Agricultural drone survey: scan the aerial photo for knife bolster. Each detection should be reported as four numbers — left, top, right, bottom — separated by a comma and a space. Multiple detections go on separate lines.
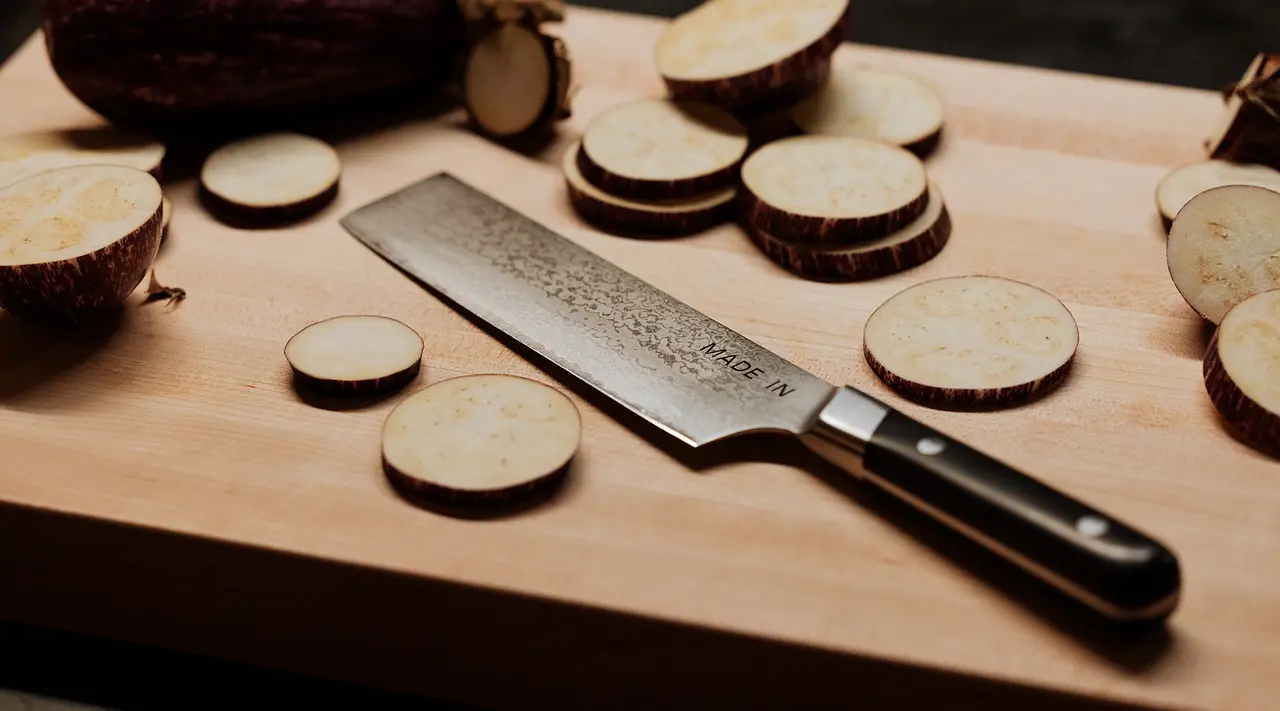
799, 387, 890, 471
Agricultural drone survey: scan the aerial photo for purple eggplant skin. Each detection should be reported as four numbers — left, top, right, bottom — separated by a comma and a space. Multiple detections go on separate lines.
41, 0, 469, 135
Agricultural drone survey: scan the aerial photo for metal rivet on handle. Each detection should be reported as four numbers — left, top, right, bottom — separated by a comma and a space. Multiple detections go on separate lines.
916, 437, 946, 456
1076, 515, 1110, 538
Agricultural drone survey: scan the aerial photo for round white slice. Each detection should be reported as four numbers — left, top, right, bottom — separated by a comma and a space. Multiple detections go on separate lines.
655, 0, 847, 82
1204, 289, 1280, 454
0, 126, 165, 190
790, 66, 945, 154
200, 132, 341, 217
563, 139, 736, 237
741, 135, 929, 244
579, 99, 748, 199
1155, 160, 1280, 229
0, 164, 163, 324
381, 374, 582, 505
285, 315, 424, 397
1167, 184, 1280, 324
863, 276, 1080, 408
464, 23, 560, 138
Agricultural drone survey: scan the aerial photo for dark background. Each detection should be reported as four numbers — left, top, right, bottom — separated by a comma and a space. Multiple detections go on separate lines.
0, 0, 1277, 709
8, 0, 1279, 91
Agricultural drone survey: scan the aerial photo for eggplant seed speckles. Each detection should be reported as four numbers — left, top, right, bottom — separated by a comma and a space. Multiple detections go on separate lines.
26, 217, 86, 252
910, 347, 1017, 379
0, 195, 34, 233
79, 178, 135, 222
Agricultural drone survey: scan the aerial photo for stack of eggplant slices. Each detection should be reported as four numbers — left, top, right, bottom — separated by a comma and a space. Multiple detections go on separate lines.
565, 0, 1095, 418
563, 0, 950, 283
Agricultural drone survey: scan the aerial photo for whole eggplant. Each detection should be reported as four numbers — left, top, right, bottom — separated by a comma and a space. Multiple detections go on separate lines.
41, 0, 470, 134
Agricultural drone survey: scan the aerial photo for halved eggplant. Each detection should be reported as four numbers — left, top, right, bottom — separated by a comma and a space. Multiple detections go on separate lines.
0, 164, 163, 324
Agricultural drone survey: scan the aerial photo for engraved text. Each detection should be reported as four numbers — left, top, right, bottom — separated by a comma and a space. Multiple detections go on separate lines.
699, 342, 792, 395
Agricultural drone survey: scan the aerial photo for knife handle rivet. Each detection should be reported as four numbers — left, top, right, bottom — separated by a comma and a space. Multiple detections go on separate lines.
1076, 515, 1110, 538
916, 437, 946, 456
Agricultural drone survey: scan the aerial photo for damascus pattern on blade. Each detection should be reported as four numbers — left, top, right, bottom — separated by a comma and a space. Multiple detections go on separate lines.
341, 173, 834, 445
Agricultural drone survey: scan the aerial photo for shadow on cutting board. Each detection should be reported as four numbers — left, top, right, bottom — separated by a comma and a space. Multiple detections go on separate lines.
1210, 410, 1280, 461
1188, 318, 1217, 360
161, 85, 466, 172
0, 500, 1174, 711
394, 268, 1179, 676
0, 309, 124, 408
802, 450, 1177, 675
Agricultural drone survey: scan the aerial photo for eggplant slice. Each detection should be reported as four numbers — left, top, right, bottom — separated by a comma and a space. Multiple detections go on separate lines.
863, 276, 1080, 409
0, 126, 165, 189
285, 315, 424, 398
200, 132, 341, 224
1155, 160, 1280, 232
1203, 288, 1280, 456
464, 23, 572, 139
578, 99, 748, 200
655, 0, 849, 109
740, 135, 929, 245
1167, 184, 1280, 325
381, 374, 582, 507
790, 65, 946, 157
747, 181, 951, 281
563, 140, 736, 237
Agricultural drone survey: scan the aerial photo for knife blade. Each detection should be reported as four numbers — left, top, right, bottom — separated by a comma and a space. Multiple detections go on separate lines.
340, 172, 1181, 623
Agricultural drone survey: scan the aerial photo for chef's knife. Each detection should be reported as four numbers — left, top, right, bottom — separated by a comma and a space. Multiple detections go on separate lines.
340, 172, 1181, 623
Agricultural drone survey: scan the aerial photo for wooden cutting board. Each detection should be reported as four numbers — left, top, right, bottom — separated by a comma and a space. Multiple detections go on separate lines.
0, 6, 1276, 710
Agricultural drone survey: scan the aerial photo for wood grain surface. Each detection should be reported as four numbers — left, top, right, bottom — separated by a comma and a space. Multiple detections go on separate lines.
0, 6, 1277, 710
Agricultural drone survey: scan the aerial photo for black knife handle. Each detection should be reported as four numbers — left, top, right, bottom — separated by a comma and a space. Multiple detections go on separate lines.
802, 387, 1181, 622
